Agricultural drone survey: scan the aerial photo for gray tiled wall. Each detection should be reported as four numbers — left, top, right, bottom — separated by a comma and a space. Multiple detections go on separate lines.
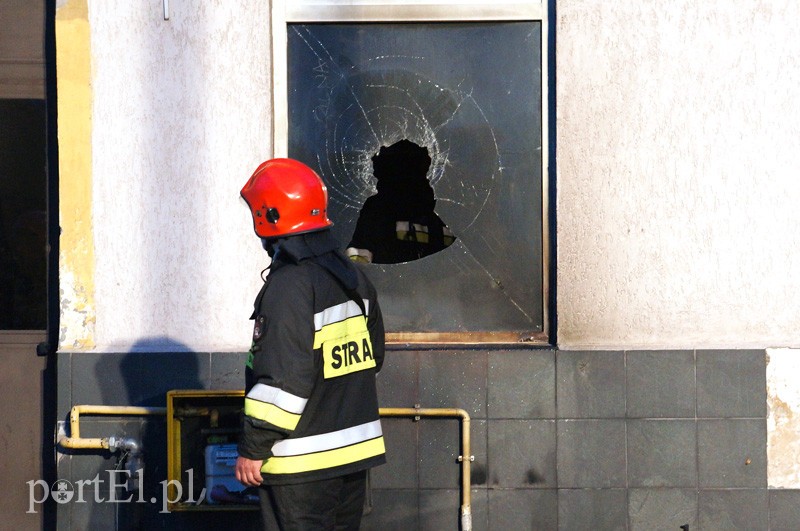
55, 348, 800, 530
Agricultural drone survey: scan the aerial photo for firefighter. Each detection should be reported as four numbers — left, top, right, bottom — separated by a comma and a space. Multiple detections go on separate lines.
236, 158, 386, 530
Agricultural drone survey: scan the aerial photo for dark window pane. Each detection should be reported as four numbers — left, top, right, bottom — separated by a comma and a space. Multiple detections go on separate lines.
288, 23, 543, 335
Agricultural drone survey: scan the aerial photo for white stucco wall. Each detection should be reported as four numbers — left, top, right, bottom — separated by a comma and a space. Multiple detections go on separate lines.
77, 1, 270, 351
767, 348, 800, 487
556, 0, 800, 350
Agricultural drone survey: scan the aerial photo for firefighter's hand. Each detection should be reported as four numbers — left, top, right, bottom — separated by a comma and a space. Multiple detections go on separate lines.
235, 456, 264, 487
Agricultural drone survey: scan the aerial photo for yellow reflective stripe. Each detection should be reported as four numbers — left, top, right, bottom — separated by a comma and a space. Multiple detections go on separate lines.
443, 227, 455, 245
244, 398, 302, 431
345, 246, 373, 263
314, 314, 369, 350
396, 221, 428, 234
397, 231, 430, 243
314, 300, 368, 332
245, 384, 306, 430
261, 437, 385, 475
271, 420, 382, 456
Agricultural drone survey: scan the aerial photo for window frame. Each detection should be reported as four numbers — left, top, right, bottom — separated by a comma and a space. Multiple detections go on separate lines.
271, 0, 551, 346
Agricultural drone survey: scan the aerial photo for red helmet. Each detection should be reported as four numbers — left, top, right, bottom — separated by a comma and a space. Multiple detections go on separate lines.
241, 158, 333, 238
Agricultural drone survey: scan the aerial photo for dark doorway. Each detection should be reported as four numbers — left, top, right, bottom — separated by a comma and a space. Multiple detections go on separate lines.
0, 98, 47, 330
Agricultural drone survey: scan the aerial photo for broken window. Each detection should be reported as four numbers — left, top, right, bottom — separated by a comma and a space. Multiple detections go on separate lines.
286, 21, 546, 342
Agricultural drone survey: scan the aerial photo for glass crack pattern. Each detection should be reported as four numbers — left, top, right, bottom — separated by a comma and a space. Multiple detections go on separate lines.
288, 22, 544, 333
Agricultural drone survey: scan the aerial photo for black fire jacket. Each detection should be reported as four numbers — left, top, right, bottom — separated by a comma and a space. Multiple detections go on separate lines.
238, 231, 386, 485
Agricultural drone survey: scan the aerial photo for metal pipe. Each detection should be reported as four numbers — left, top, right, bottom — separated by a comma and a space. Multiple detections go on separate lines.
379, 407, 472, 531
57, 404, 472, 528
58, 405, 166, 450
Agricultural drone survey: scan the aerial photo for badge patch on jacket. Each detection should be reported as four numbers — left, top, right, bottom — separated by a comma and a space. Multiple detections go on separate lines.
323, 331, 376, 379
253, 315, 266, 341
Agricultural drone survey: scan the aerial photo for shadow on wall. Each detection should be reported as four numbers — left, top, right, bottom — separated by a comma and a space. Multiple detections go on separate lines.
85, 338, 203, 530
84, 338, 259, 530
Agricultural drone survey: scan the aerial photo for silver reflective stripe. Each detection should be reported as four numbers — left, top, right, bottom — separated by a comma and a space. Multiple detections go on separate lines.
314, 300, 370, 331
246, 383, 307, 414
270, 420, 383, 457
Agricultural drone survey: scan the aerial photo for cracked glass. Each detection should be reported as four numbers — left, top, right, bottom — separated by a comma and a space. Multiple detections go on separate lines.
288, 22, 543, 338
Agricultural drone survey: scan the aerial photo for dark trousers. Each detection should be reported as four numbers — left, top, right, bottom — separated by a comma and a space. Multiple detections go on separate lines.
259, 470, 367, 531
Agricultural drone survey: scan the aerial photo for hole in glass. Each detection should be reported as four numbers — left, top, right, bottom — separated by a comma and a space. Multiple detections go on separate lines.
346, 139, 455, 264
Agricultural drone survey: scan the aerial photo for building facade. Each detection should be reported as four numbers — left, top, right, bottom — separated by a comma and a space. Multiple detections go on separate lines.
5, 0, 800, 529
